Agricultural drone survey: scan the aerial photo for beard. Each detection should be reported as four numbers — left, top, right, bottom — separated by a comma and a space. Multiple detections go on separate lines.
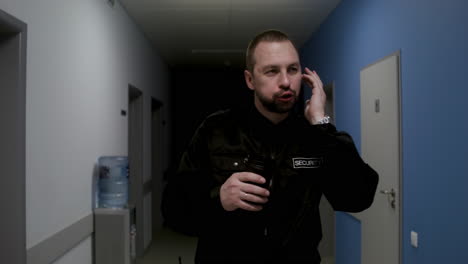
256, 89, 298, 113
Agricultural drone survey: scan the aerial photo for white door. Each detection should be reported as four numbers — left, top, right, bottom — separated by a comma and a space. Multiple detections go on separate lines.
353, 52, 401, 264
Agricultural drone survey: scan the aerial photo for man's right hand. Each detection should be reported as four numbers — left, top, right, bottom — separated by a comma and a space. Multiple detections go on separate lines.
220, 172, 270, 211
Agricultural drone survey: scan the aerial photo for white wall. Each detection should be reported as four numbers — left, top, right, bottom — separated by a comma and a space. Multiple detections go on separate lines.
0, 0, 170, 263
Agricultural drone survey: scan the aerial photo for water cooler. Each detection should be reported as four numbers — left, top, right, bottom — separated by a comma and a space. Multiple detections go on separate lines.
94, 156, 136, 264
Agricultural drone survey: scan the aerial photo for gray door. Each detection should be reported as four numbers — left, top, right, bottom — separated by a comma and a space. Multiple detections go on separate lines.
318, 81, 336, 264
128, 85, 150, 256
354, 52, 402, 264
129, 85, 156, 255
151, 99, 164, 237
0, 9, 27, 264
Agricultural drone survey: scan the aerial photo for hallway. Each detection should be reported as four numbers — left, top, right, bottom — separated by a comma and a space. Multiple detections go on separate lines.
3, 1, 468, 263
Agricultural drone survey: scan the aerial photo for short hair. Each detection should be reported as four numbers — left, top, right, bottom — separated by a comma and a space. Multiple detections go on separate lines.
245, 29, 298, 72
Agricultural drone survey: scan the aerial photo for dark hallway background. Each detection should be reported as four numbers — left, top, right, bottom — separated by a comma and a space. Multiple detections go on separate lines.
169, 66, 251, 174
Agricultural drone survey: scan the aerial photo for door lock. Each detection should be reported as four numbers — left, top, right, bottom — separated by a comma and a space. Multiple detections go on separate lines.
380, 188, 396, 209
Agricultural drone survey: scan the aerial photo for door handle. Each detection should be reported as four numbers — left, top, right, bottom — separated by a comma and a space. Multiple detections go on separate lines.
380, 188, 396, 209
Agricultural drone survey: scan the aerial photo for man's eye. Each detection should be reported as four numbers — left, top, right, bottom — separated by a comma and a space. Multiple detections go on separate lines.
289, 67, 298, 73
265, 69, 277, 75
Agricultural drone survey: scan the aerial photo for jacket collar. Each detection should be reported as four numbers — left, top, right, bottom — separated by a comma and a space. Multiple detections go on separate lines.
243, 103, 300, 142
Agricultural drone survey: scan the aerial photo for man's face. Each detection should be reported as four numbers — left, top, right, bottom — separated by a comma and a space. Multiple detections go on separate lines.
245, 40, 302, 115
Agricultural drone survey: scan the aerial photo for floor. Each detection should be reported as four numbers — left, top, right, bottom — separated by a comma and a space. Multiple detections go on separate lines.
136, 227, 335, 264
136, 227, 198, 264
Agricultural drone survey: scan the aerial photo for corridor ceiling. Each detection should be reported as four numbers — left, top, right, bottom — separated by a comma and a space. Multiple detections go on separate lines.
119, 0, 341, 68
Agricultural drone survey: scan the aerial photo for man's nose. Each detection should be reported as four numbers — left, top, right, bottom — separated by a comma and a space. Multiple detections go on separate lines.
279, 72, 290, 89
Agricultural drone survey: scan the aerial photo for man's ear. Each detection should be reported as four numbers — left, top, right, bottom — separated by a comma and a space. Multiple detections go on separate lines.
244, 70, 255, 90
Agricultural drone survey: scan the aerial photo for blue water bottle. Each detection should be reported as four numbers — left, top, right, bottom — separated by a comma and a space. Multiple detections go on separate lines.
98, 156, 129, 208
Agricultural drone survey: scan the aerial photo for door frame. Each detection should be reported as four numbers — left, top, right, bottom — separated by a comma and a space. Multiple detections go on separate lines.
0, 8, 27, 264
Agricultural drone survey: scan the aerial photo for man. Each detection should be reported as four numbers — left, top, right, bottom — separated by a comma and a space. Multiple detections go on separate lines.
162, 29, 378, 264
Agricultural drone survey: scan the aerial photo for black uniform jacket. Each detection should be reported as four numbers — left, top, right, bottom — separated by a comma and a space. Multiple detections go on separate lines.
162, 105, 379, 264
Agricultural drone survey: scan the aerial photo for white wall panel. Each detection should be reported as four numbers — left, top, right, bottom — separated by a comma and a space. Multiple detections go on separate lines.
52, 237, 92, 264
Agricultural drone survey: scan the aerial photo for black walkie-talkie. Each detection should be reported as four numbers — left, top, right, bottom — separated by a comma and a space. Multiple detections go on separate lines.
243, 153, 273, 190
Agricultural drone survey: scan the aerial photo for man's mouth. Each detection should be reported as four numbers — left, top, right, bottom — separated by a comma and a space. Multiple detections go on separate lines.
277, 91, 294, 101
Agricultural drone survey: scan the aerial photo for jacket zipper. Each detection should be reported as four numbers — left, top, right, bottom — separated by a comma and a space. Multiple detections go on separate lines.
281, 189, 312, 246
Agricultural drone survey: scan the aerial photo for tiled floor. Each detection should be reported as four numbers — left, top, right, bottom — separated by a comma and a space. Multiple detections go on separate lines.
136, 227, 335, 264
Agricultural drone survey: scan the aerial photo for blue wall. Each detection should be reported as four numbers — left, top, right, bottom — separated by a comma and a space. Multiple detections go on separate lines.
300, 1, 468, 263
335, 212, 361, 264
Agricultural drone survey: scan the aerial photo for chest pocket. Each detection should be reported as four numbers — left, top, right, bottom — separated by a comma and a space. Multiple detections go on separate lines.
275, 155, 325, 190
210, 154, 247, 184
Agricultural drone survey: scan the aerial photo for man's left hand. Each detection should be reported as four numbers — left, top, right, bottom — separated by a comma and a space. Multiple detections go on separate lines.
302, 67, 326, 125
